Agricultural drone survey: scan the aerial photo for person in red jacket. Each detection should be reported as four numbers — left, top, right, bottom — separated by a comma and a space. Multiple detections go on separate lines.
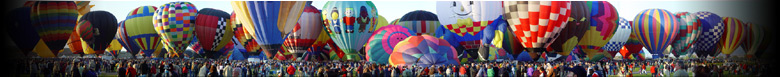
287, 65, 295, 75
126, 63, 137, 77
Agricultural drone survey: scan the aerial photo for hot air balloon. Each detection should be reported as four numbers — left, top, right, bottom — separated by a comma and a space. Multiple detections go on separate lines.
283, 5, 322, 57
577, 1, 618, 60
692, 11, 723, 56
365, 25, 415, 64
68, 30, 84, 54
31, 1, 79, 56
124, 6, 162, 57
388, 35, 459, 67
232, 1, 308, 59
107, 39, 123, 57
632, 9, 680, 58
477, 16, 508, 61
671, 12, 701, 56
624, 24, 643, 57
755, 24, 771, 57
503, 1, 571, 53
602, 17, 631, 58
322, 1, 379, 60
743, 23, 764, 58
389, 19, 401, 25
373, 15, 389, 30
194, 8, 234, 59
718, 17, 745, 55
7, 7, 40, 55
153, 1, 197, 57
548, 1, 589, 56
436, 1, 503, 60
76, 11, 118, 54
397, 10, 440, 35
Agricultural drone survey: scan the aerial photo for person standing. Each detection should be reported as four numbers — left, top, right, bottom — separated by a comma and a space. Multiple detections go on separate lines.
117, 62, 126, 77
126, 63, 137, 77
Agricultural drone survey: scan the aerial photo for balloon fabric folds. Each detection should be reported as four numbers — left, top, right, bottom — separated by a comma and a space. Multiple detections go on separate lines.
503, 1, 571, 51
436, 1, 503, 60
548, 1, 589, 56
76, 11, 118, 54
742, 23, 764, 57
116, 21, 138, 56
8, 7, 39, 55
397, 10, 440, 35
718, 17, 745, 55
692, 11, 723, 56
576, 1, 618, 60
153, 1, 197, 57
632, 9, 680, 58
322, 1, 379, 60
602, 17, 631, 58
477, 16, 509, 61
671, 12, 701, 56
195, 8, 234, 59
31, 1, 79, 56
124, 6, 162, 57
388, 35, 459, 67
283, 5, 322, 54
232, 1, 308, 59
366, 25, 415, 64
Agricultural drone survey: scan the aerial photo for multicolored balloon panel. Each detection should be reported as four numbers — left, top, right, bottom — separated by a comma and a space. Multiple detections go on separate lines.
692, 11, 723, 56
153, 1, 198, 57
397, 10, 440, 35
284, 5, 323, 53
548, 1, 589, 56
125, 6, 161, 57
602, 17, 631, 57
322, 1, 379, 60
232, 1, 307, 59
31, 1, 79, 56
388, 35, 459, 66
718, 17, 745, 55
671, 12, 700, 56
503, 1, 571, 48
366, 25, 415, 64
577, 1, 618, 59
632, 9, 679, 58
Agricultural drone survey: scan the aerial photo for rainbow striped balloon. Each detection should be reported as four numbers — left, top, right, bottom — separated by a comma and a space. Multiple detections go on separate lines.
631, 9, 679, 58
31, 1, 79, 56
718, 17, 745, 55
153, 2, 198, 57
671, 12, 701, 56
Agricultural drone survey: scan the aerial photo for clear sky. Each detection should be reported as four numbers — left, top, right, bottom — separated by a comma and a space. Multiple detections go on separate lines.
7, 1, 768, 55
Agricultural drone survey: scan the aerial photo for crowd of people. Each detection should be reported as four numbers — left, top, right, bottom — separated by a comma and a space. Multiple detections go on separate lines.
14, 57, 768, 77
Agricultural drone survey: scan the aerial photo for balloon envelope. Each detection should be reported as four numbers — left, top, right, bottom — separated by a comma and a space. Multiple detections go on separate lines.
602, 17, 631, 57
283, 5, 322, 53
577, 1, 618, 59
194, 8, 234, 58
503, 1, 571, 48
232, 1, 308, 59
124, 6, 162, 57
77, 11, 118, 54
31, 1, 79, 56
322, 1, 379, 60
632, 9, 680, 58
366, 25, 415, 64
671, 12, 701, 56
692, 11, 723, 56
8, 7, 39, 55
153, 1, 198, 57
388, 35, 459, 67
397, 10, 440, 35
718, 17, 745, 55
549, 1, 589, 56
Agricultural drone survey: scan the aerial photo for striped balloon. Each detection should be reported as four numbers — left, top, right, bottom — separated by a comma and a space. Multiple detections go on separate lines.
397, 10, 440, 35
743, 23, 764, 58
283, 5, 322, 54
153, 1, 198, 57
692, 11, 723, 56
718, 17, 745, 55
548, 1, 588, 56
632, 9, 680, 58
124, 6, 161, 57
31, 1, 79, 56
503, 1, 571, 49
194, 8, 234, 58
577, 1, 618, 59
388, 35, 459, 67
602, 17, 632, 57
671, 12, 700, 56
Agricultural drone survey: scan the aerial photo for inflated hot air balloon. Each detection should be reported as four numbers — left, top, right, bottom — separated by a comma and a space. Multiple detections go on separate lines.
366, 25, 415, 64
153, 2, 197, 57
503, 1, 571, 52
68, 30, 84, 54
632, 9, 680, 58
577, 1, 619, 60
436, 1, 503, 60
671, 12, 701, 56
31, 1, 79, 56
322, 1, 379, 60
76, 11, 118, 54
692, 11, 723, 56
232, 1, 308, 59
624, 25, 643, 56
718, 17, 745, 55
742, 23, 763, 58
283, 5, 322, 57
8, 7, 39, 55
373, 15, 389, 30
194, 8, 234, 59
548, 1, 589, 56
477, 16, 508, 61
107, 39, 123, 57
124, 6, 162, 57
602, 17, 631, 58
397, 10, 440, 35
388, 35, 459, 67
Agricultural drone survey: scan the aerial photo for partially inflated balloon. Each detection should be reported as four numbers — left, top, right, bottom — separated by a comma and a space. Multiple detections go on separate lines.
124, 6, 161, 57
549, 1, 589, 56
602, 17, 631, 57
154, 2, 197, 57
671, 12, 700, 56
7, 7, 39, 55
232, 1, 308, 59
76, 11, 118, 54
577, 1, 618, 59
742, 23, 763, 58
503, 1, 571, 50
477, 16, 508, 61
194, 8, 234, 58
366, 25, 414, 64
436, 1, 503, 59
284, 5, 322, 54
31, 1, 79, 56
322, 1, 379, 60
718, 17, 745, 55
107, 39, 123, 57
632, 9, 680, 58
68, 30, 83, 54
692, 11, 723, 56
388, 35, 459, 67
397, 10, 440, 35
